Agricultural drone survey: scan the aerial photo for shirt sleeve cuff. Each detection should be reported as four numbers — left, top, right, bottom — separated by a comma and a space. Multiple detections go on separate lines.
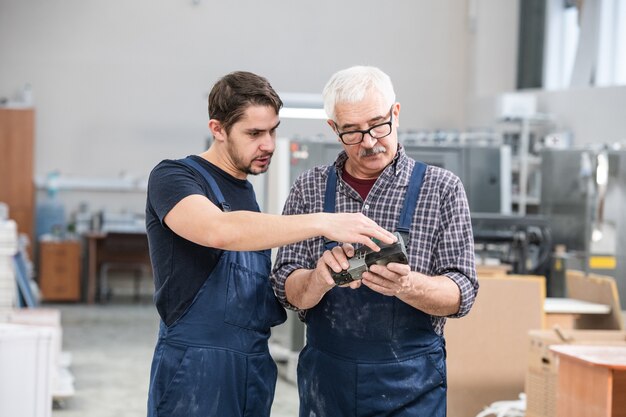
272, 263, 307, 312
443, 271, 477, 318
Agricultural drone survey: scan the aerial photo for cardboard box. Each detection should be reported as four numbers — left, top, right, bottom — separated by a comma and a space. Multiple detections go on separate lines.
566, 270, 624, 330
476, 264, 512, 277
525, 329, 626, 417
446, 275, 545, 417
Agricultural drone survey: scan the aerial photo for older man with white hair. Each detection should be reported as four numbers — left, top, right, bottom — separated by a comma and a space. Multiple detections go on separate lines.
271, 65, 479, 416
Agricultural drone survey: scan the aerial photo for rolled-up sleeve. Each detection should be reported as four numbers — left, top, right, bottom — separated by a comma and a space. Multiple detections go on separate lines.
434, 178, 478, 318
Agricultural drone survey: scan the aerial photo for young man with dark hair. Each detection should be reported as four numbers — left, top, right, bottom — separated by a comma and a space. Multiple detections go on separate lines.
145, 70, 395, 417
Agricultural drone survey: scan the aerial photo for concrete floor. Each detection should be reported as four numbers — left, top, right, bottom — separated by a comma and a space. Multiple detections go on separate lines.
45, 298, 626, 417
50, 300, 299, 417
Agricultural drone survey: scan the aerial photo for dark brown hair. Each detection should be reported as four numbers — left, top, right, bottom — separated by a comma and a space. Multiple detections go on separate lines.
208, 71, 282, 134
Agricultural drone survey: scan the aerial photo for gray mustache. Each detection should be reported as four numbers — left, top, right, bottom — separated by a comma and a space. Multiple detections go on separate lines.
359, 146, 386, 157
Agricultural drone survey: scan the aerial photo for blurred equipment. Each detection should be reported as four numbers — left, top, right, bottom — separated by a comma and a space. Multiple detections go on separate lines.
96, 210, 146, 234
35, 172, 66, 240
495, 115, 557, 215
472, 214, 552, 276
541, 147, 626, 306
403, 143, 511, 214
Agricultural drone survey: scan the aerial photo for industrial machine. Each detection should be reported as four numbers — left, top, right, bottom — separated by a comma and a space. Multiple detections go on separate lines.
541, 147, 626, 305
471, 213, 552, 277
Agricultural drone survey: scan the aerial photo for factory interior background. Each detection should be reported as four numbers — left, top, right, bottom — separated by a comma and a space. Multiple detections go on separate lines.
1, 0, 626, 416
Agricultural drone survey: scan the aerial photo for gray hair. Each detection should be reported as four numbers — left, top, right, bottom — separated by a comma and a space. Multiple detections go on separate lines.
322, 66, 396, 120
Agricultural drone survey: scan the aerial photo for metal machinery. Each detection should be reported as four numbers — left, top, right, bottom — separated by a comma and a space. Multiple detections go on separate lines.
540, 147, 626, 305
471, 213, 552, 276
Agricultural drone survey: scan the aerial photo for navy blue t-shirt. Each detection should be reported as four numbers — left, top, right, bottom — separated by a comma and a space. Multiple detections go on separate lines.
146, 155, 260, 326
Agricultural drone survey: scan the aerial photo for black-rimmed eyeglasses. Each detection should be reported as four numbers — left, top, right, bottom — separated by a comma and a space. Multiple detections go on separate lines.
333, 106, 394, 145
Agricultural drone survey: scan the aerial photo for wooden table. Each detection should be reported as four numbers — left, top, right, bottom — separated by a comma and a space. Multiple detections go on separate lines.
85, 231, 151, 304
551, 344, 626, 417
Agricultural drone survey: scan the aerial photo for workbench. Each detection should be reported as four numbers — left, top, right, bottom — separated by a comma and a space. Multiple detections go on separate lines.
85, 232, 151, 303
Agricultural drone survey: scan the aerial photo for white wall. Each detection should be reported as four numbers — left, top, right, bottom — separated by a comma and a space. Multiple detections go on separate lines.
0, 0, 471, 217
466, 0, 520, 97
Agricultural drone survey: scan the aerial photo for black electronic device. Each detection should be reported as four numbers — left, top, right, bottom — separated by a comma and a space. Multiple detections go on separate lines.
331, 232, 409, 286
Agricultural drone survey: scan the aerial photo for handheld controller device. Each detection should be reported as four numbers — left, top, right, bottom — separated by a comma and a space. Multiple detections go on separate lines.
331, 231, 409, 286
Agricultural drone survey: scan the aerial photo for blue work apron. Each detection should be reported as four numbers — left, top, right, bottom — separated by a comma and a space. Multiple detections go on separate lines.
147, 157, 286, 417
298, 162, 447, 417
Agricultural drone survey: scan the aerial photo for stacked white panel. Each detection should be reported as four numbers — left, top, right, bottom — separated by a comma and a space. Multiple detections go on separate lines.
0, 323, 54, 417
0, 308, 74, 399
0, 219, 18, 309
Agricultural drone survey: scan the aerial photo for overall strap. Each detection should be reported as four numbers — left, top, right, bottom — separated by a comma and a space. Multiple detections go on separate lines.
323, 167, 338, 250
323, 162, 427, 247
180, 157, 231, 212
397, 161, 428, 239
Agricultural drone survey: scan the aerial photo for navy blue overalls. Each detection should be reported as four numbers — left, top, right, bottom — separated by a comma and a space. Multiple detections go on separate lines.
298, 162, 447, 417
147, 157, 286, 417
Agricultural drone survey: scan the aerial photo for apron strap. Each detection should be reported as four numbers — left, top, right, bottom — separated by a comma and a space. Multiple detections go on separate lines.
180, 157, 231, 212
323, 167, 338, 250
397, 161, 427, 239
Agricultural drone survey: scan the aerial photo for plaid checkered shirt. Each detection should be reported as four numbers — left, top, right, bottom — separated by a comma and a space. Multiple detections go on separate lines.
270, 145, 478, 336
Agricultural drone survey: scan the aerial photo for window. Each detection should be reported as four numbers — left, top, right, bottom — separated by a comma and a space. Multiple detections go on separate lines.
543, 0, 579, 89
525, 0, 626, 90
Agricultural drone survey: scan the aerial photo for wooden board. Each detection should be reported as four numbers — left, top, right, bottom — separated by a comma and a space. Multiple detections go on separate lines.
0, 109, 35, 255
566, 270, 624, 330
